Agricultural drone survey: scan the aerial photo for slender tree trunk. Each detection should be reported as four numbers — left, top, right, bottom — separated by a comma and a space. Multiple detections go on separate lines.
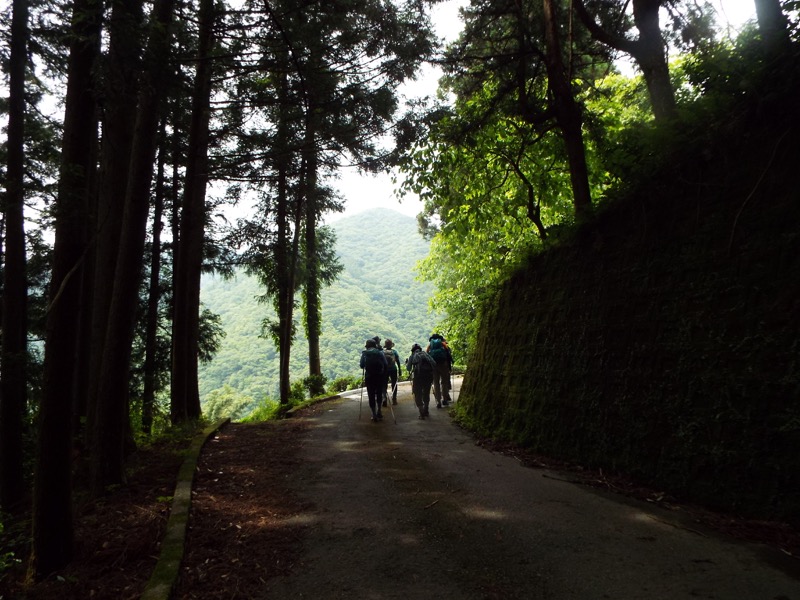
172, 0, 216, 423
92, 0, 177, 493
169, 102, 182, 412
85, 0, 143, 448
32, 0, 101, 576
1, 0, 29, 515
276, 164, 292, 404
303, 111, 322, 379
142, 122, 167, 435
542, 0, 592, 221
273, 62, 294, 405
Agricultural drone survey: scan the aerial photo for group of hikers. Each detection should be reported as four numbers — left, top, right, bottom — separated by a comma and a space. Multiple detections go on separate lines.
359, 334, 454, 422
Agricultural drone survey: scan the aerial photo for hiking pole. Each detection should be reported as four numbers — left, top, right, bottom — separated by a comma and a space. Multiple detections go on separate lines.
387, 377, 397, 424
359, 369, 364, 421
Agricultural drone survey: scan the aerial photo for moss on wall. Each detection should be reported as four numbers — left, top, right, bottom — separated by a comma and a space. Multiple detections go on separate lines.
459, 109, 800, 522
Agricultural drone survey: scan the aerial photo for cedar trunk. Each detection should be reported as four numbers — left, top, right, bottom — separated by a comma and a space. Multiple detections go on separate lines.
142, 125, 167, 434
304, 114, 322, 379
85, 0, 143, 446
91, 0, 176, 493
0, 0, 29, 514
32, 0, 101, 576
172, 0, 215, 423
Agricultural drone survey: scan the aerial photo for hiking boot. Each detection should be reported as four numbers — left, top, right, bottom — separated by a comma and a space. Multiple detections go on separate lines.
392, 400, 398, 405
436, 402, 442, 409
442, 400, 450, 406
377, 413, 383, 420
382, 401, 387, 407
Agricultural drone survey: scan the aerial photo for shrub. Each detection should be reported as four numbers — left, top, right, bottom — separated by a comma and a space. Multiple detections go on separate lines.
303, 374, 327, 397
330, 375, 362, 393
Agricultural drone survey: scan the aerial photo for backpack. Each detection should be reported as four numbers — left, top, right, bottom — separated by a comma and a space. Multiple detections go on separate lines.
412, 351, 435, 377
383, 348, 397, 371
428, 337, 448, 364
362, 348, 385, 374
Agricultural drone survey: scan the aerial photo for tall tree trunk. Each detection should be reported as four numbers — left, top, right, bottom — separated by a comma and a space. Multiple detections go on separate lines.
276, 164, 292, 404
754, 0, 791, 54
32, 0, 101, 576
172, 0, 216, 423
631, 0, 677, 122
91, 0, 176, 494
85, 0, 143, 448
142, 121, 167, 435
273, 62, 294, 405
542, 0, 592, 221
1, 0, 29, 515
303, 111, 322, 380
574, 0, 676, 122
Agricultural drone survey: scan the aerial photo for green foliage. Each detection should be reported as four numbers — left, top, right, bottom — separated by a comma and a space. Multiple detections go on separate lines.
330, 375, 362, 392
203, 385, 254, 421
289, 380, 306, 403
240, 398, 281, 423
198, 308, 226, 363
303, 374, 327, 397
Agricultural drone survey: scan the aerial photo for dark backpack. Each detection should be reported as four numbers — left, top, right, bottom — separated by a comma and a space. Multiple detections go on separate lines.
412, 351, 435, 377
362, 348, 385, 374
383, 348, 396, 371
428, 337, 448, 364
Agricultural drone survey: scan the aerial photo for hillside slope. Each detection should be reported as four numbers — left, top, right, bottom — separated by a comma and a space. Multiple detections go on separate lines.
198, 208, 439, 402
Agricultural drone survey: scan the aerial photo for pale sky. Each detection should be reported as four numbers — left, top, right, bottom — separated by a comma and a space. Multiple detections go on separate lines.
328, 0, 759, 224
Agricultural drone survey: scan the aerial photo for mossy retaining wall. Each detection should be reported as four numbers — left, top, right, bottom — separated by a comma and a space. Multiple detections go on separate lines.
459, 112, 800, 521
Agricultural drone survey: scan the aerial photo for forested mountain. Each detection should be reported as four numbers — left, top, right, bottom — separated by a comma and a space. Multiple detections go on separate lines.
198, 208, 439, 403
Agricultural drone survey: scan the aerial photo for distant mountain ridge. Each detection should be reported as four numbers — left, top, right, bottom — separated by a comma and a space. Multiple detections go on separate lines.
198, 208, 439, 403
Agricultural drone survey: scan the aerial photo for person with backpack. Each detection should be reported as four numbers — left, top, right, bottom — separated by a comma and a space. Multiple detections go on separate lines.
407, 343, 436, 418
426, 333, 453, 409
360, 338, 388, 421
382, 339, 402, 406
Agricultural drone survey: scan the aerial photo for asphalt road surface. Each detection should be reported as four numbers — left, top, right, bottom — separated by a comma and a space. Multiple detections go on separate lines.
258, 379, 800, 599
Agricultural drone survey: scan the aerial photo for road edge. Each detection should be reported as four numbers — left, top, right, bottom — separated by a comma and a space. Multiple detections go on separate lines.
140, 417, 230, 600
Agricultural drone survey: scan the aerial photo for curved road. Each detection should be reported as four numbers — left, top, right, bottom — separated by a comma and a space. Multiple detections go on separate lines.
259, 380, 799, 599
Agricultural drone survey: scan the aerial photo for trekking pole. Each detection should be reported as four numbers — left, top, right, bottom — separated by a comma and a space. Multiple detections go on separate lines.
358, 369, 364, 420
387, 375, 397, 424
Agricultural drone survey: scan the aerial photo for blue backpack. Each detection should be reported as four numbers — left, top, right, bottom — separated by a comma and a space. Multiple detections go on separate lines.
428, 337, 448, 364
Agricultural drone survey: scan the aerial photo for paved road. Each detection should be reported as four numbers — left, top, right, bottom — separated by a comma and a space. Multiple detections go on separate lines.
259, 380, 800, 599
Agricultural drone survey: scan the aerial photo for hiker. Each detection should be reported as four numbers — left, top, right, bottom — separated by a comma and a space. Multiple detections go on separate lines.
382, 339, 402, 405
426, 333, 453, 409
407, 343, 436, 418
372, 335, 389, 407
360, 338, 388, 421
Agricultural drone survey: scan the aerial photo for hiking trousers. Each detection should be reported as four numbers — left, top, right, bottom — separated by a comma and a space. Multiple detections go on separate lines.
365, 373, 384, 417
432, 364, 451, 403
384, 368, 398, 403
412, 376, 433, 415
